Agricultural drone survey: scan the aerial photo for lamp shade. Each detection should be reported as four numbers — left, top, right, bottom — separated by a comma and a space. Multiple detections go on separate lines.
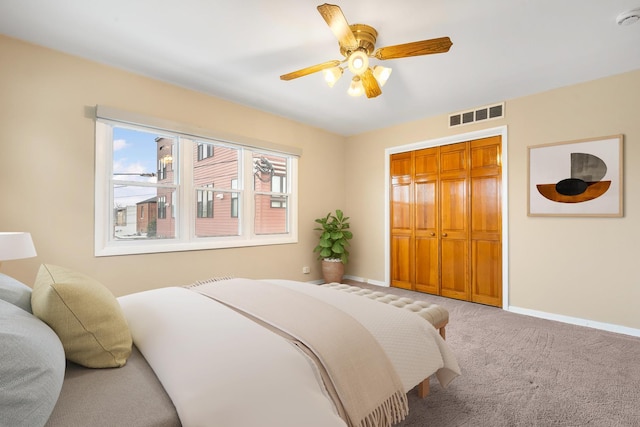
323, 66, 343, 87
347, 76, 364, 97
0, 232, 37, 261
373, 65, 392, 87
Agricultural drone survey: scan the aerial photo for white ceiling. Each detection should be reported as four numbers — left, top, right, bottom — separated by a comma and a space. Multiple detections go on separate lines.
2, 1, 640, 136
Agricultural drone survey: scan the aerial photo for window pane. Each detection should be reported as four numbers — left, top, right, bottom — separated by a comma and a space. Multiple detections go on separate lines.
113, 185, 176, 239
113, 127, 176, 183
193, 143, 240, 237
255, 194, 288, 235
253, 153, 288, 234
194, 143, 238, 189
253, 153, 287, 190
111, 127, 177, 241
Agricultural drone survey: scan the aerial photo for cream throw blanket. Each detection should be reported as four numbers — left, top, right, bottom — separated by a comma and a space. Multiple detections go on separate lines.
191, 278, 409, 427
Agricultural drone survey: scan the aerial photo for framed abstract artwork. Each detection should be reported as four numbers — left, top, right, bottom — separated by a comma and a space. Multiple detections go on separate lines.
528, 135, 623, 217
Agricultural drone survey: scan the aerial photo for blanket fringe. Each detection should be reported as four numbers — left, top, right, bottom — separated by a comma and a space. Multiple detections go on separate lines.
358, 390, 409, 427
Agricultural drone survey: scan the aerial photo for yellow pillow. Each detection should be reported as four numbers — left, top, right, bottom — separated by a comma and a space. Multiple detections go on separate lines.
31, 264, 132, 368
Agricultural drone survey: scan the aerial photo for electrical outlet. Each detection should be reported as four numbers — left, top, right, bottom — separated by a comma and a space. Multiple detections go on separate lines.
302, 266, 310, 274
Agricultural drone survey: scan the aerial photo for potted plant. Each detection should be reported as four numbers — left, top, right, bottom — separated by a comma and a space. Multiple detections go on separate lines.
313, 209, 353, 283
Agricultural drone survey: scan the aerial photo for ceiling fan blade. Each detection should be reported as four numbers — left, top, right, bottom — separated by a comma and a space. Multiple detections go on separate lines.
280, 60, 342, 81
317, 3, 358, 51
361, 69, 382, 98
374, 36, 453, 60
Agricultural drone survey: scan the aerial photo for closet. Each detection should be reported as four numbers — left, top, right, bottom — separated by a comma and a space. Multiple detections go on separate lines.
390, 136, 502, 307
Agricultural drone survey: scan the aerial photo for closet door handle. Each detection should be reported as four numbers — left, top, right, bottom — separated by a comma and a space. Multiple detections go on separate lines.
442, 233, 448, 237
430, 232, 436, 236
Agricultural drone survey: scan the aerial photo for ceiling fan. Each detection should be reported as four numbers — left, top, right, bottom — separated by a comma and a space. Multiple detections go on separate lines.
280, 3, 453, 98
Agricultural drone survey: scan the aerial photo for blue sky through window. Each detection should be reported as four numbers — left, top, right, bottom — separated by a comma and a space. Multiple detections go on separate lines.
112, 127, 174, 208
113, 127, 161, 181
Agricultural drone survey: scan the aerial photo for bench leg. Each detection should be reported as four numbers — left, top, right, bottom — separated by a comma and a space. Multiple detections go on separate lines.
418, 378, 430, 398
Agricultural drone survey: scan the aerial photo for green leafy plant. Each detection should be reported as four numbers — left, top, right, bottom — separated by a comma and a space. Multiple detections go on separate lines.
313, 209, 353, 264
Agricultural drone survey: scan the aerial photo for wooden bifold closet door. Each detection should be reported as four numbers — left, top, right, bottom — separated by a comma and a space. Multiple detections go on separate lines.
390, 136, 502, 307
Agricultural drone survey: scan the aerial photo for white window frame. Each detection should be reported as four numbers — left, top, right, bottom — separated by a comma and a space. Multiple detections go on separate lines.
94, 107, 299, 257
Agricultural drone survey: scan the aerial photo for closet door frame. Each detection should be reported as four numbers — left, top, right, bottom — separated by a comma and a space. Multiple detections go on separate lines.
384, 125, 509, 309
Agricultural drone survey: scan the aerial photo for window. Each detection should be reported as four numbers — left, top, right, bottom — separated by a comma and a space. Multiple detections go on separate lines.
94, 109, 299, 256
197, 143, 214, 160
158, 196, 167, 219
231, 179, 239, 218
115, 208, 127, 226
197, 184, 214, 218
270, 175, 287, 209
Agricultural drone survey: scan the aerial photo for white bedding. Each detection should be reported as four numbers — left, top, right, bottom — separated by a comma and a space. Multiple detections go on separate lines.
118, 280, 460, 427
119, 287, 345, 427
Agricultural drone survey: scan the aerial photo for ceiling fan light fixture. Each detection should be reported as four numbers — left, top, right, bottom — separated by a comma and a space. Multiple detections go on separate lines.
373, 65, 392, 87
281, 4, 452, 99
323, 66, 344, 87
348, 50, 369, 75
347, 76, 364, 97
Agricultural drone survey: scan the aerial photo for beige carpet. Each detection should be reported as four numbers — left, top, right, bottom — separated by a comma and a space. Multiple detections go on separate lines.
350, 282, 640, 426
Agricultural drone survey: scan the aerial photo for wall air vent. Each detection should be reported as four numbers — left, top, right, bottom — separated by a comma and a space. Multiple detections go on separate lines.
448, 102, 505, 128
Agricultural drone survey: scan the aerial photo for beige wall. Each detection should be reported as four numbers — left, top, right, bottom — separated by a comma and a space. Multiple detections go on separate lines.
345, 69, 640, 331
0, 35, 346, 296
3, 34, 639, 332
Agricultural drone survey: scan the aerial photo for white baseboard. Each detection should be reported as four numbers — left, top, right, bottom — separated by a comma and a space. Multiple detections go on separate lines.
508, 305, 640, 338
343, 276, 640, 338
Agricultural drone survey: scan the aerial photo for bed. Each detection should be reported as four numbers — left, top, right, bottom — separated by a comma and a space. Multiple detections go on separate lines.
0, 267, 460, 427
